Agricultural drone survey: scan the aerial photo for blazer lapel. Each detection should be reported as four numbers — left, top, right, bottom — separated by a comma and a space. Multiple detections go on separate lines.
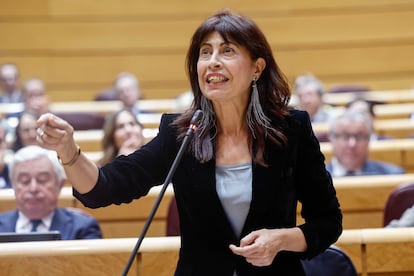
50, 208, 71, 239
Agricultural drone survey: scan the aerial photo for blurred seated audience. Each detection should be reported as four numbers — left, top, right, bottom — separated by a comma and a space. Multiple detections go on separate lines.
98, 108, 145, 166
22, 77, 50, 117
326, 111, 405, 177
175, 90, 194, 112
11, 112, 40, 152
293, 73, 333, 123
345, 97, 391, 141
0, 122, 11, 189
0, 63, 23, 104
113, 72, 143, 116
0, 145, 102, 239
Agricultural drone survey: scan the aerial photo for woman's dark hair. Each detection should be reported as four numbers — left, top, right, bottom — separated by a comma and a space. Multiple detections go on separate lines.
174, 9, 291, 166
99, 108, 143, 165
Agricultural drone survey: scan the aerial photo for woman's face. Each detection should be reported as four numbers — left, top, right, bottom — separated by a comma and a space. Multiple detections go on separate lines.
113, 111, 144, 152
18, 114, 39, 147
196, 31, 264, 106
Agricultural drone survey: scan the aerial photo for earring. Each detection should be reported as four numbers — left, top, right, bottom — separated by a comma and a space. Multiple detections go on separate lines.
248, 76, 271, 135
251, 77, 259, 107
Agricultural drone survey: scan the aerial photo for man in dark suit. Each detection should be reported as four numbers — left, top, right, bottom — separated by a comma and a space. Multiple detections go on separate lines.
0, 145, 102, 239
326, 111, 405, 177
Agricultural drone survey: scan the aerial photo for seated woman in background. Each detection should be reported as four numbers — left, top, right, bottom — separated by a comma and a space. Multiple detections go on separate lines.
11, 111, 40, 152
0, 122, 11, 189
98, 108, 145, 166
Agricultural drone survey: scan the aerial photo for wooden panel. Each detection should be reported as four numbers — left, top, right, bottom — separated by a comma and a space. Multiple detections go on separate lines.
2, 11, 414, 51
74, 185, 174, 238
0, 254, 135, 276
46, 0, 414, 17
99, 220, 167, 239
3, 0, 414, 17
0, 0, 49, 17
2, 3, 414, 101
366, 243, 414, 274
4, 229, 414, 276
0, 237, 181, 276
3, 43, 414, 88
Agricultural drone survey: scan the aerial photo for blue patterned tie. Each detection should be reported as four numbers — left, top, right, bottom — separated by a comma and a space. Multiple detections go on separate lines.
30, 219, 42, 232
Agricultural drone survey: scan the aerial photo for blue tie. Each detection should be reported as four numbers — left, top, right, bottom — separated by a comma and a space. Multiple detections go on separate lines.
30, 219, 42, 232
345, 171, 356, 176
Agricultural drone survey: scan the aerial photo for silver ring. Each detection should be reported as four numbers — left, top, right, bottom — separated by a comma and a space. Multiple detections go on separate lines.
37, 128, 45, 138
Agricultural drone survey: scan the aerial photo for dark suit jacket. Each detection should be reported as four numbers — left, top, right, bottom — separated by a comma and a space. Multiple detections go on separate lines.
75, 110, 342, 276
0, 208, 102, 240
326, 160, 405, 176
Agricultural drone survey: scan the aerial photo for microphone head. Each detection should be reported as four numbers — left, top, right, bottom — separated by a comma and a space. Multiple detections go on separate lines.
190, 109, 203, 126
185, 109, 203, 137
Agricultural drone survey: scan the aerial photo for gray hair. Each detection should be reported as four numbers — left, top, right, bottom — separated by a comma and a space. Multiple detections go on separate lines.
9, 145, 67, 185
329, 110, 374, 136
293, 73, 324, 97
113, 72, 139, 89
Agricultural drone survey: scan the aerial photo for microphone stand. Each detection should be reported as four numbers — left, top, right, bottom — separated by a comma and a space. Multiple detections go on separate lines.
121, 110, 202, 276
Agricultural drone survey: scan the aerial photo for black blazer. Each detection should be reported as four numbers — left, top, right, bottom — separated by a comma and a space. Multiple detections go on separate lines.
75, 109, 342, 276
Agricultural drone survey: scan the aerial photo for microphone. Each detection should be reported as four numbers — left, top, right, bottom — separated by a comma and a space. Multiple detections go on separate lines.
185, 109, 203, 137
122, 109, 203, 276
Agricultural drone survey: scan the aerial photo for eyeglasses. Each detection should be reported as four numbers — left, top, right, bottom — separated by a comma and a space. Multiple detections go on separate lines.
331, 133, 370, 142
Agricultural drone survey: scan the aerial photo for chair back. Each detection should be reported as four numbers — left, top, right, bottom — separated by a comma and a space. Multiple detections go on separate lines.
166, 197, 180, 236
327, 84, 370, 93
54, 111, 105, 130
301, 245, 357, 276
383, 182, 414, 226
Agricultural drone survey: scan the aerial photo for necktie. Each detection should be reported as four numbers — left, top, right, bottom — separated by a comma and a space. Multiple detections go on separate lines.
345, 171, 356, 176
30, 219, 42, 232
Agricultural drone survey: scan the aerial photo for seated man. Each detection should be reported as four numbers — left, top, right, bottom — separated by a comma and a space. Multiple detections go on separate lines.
293, 73, 332, 123
326, 111, 405, 177
0, 145, 102, 239
345, 97, 392, 141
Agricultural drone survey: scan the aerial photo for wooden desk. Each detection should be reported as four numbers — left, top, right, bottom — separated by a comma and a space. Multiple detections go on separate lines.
337, 228, 414, 276
0, 185, 174, 238
313, 118, 414, 139
296, 174, 414, 229
73, 185, 175, 238
2, 229, 414, 276
0, 99, 178, 117
316, 102, 414, 120
83, 138, 414, 172
3, 173, 412, 236
0, 236, 180, 276
332, 174, 414, 229
322, 89, 414, 106
374, 103, 414, 120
